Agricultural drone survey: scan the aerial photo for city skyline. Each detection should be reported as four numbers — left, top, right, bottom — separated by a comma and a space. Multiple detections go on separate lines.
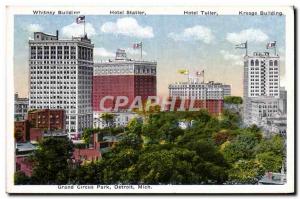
14, 15, 286, 98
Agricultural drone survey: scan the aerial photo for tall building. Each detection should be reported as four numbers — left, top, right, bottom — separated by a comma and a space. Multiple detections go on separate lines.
243, 52, 280, 125
93, 49, 157, 112
28, 31, 94, 136
14, 93, 29, 121
168, 79, 228, 114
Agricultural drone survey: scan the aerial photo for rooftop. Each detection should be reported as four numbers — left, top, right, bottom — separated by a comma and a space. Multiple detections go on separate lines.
16, 142, 36, 152
29, 31, 92, 44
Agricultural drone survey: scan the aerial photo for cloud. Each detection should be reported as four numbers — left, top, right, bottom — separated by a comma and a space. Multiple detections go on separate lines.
226, 28, 269, 44
26, 24, 43, 33
220, 50, 243, 65
168, 25, 214, 44
25, 24, 44, 40
100, 17, 154, 38
94, 48, 115, 57
61, 22, 96, 38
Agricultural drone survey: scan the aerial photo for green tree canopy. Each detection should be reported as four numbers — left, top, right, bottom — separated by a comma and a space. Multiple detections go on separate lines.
224, 96, 243, 104
30, 137, 74, 185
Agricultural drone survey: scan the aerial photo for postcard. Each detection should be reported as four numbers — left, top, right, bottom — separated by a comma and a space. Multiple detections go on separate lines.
5, 5, 295, 194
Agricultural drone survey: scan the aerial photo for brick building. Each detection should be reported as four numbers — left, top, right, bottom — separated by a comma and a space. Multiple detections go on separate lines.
93, 49, 157, 112
27, 109, 65, 130
72, 148, 101, 164
92, 49, 157, 127
14, 120, 30, 142
14, 109, 66, 143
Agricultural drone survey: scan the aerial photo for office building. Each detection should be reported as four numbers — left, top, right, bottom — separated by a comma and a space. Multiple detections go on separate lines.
28, 31, 94, 136
243, 52, 280, 126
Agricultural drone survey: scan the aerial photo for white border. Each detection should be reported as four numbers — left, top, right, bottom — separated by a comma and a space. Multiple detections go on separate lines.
5, 5, 295, 194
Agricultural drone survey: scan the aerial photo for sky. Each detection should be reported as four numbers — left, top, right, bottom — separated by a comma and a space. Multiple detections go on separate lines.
14, 15, 286, 98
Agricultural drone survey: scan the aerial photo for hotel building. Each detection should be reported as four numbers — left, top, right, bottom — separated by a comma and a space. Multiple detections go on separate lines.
168, 80, 230, 114
92, 49, 157, 127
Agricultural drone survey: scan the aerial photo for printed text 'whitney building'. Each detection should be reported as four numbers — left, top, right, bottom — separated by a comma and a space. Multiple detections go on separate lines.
28, 31, 93, 136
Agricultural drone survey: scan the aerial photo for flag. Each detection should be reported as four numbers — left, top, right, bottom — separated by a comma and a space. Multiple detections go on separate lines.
235, 42, 247, 49
196, 70, 204, 77
133, 42, 142, 49
177, 69, 189, 75
266, 41, 276, 49
76, 15, 85, 24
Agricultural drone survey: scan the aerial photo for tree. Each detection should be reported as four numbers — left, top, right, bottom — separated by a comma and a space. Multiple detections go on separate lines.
222, 129, 262, 163
100, 113, 115, 128
14, 131, 24, 142
137, 145, 228, 184
228, 159, 264, 184
256, 152, 283, 172
213, 130, 232, 145
224, 96, 243, 104
127, 118, 143, 135
254, 135, 284, 156
70, 161, 103, 184
82, 128, 94, 145
14, 171, 31, 185
30, 137, 74, 185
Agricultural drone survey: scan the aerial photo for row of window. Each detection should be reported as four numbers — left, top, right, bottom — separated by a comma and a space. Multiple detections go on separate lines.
250, 60, 279, 66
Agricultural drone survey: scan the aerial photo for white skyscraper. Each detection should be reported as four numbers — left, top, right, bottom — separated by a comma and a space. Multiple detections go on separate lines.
28, 31, 94, 137
243, 51, 280, 125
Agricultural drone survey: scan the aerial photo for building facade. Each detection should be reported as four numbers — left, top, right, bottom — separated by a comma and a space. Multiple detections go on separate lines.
14, 109, 67, 143
246, 97, 279, 126
243, 52, 280, 126
92, 49, 156, 128
93, 111, 139, 129
14, 93, 29, 121
168, 80, 227, 114
222, 84, 232, 97
93, 49, 157, 112
279, 87, 287, 114
28, 31, 94, 136
169, 80, 229, 100
27, 109, 66, 130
